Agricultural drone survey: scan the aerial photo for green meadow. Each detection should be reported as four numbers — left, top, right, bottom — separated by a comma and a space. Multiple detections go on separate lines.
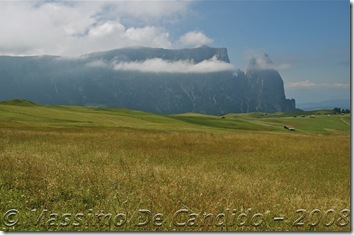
0, 99, 350, 231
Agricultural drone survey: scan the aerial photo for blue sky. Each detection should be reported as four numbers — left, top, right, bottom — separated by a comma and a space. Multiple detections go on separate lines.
178, 0, 350, 104
0, 0, 350, 105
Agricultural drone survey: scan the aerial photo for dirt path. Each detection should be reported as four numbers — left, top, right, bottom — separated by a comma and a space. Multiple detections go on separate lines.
341, 117, 350, 126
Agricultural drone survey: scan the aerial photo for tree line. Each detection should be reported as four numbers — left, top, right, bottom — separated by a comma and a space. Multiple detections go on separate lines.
332, 107, 350, 114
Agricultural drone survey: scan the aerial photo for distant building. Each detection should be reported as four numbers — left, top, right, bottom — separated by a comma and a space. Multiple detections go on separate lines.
284, 125, 295, 131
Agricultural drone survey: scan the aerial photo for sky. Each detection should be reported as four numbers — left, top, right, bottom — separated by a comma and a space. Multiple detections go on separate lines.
0, 0, 350, 105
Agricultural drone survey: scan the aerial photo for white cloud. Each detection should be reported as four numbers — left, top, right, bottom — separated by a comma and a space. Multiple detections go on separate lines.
123, 27, 172, 48
286, 80, 349, 89
247, 53, 292, 71
112, 56, 235, 73
0, 1, 198, 56
178, 31, 213, 48
88, 21, 126, 38
252, 57, 292, 70
109, 1, 192, 24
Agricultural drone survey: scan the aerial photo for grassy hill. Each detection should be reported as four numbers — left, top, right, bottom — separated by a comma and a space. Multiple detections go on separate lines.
0, 99, 350, 135
0, 100, 350, 231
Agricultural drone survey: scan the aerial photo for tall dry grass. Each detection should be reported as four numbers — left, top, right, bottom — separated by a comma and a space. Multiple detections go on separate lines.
0, 127, 350, 231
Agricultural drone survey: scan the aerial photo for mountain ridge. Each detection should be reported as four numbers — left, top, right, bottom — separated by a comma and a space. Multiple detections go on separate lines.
81, 46, 231, 64
0, 46, 296, 115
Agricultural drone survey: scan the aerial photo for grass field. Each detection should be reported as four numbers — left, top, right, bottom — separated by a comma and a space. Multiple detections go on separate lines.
0, 99, 350, 231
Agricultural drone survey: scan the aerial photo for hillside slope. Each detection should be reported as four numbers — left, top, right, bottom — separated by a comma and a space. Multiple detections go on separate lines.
0, 100, 348, 135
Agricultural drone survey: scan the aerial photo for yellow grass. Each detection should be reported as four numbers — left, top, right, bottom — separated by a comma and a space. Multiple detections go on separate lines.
0, 127, 350, 231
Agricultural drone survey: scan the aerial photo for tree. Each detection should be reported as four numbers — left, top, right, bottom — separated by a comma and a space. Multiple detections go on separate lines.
333, 107, 341, 113
333, 107, 350, 114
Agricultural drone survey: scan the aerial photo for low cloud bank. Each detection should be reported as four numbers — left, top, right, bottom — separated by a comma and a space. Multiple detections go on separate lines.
110, 56, 235, 73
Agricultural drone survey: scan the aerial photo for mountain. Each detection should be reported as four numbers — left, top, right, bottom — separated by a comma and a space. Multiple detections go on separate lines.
244, 54, 296, 113
0, 46, 296, 115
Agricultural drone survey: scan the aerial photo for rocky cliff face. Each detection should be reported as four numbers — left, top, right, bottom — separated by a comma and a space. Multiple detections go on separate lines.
245, 54, 295, 113
0, 47, 296, 114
